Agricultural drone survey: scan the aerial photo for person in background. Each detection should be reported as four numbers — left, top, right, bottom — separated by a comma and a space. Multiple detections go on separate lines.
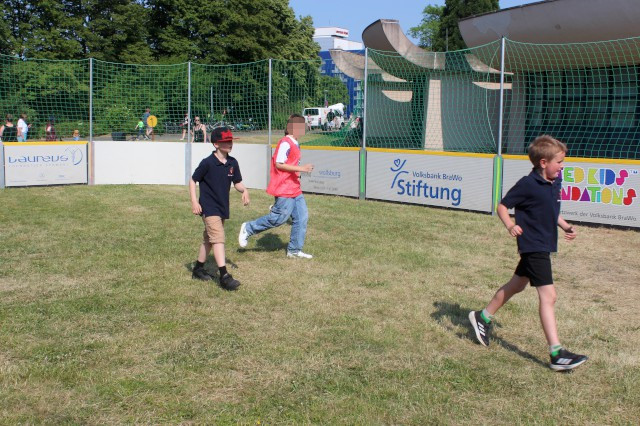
180, 113, 189, 141
73, 129, 80, 141
17, 113, 30, 142
0, 114, 18, 142
192, 116, 208, 143
142, 107, 151, 139
45, 117, 57, 141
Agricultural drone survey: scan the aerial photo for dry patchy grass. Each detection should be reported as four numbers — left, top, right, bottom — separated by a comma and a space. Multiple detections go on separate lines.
0, 185, 639, 423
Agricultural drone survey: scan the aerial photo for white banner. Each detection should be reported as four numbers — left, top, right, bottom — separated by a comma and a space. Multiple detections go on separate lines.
4, 142, 88, 187
300, 148, 360, 197
366, 149, 495, 212
503, 156, 640, 228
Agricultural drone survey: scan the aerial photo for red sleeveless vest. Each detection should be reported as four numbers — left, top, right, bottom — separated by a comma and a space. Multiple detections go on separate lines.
267, 136, 302, 198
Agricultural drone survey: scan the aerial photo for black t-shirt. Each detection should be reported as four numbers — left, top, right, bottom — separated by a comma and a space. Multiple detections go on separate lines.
500, 170, 561, 253
192, 153, 242, 219
2, 125, 17, 142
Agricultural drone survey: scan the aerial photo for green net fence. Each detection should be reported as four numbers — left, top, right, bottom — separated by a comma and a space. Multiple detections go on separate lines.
1, 36, 640, 159
364, 37, 640, 158
0, 57, 90, 140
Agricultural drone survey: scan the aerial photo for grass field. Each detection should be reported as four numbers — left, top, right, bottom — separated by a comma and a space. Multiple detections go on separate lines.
1, 185, 639, 423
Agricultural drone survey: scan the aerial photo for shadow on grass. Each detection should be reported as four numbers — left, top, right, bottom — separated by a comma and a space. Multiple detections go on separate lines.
238, 233, 287, 252
431, 301, 547, 368
182, 257, 238, 274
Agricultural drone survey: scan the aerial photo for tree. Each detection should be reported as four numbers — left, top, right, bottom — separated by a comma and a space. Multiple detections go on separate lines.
147, 0, 319, 64
316, 75, 348, 107
431, 0, 499, 51
0, 0, 152, 61
408, 5, 444, 50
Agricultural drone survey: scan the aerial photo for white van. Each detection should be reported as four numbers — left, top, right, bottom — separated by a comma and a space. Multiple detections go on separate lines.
303, 103, 345, 131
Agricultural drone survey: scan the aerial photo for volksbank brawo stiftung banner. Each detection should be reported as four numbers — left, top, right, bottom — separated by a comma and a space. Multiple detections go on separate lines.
366, 150, 494, 212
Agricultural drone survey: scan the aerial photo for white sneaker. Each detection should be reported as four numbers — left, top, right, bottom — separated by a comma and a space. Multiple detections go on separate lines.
287, 251, 313, 259
238, 222, 249, 248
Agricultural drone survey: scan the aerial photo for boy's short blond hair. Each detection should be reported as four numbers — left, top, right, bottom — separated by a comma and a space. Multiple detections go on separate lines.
528, 135, 567, 169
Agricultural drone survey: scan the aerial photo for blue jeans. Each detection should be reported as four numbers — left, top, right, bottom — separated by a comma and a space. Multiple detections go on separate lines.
245, 195, 308, 253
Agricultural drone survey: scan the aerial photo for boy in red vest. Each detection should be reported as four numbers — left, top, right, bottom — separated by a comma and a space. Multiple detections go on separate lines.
238, 114, 314, 258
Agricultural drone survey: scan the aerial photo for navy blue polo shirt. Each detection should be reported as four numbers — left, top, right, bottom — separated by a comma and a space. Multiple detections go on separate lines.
192, 153, 242, 219
500, 170, 562, 253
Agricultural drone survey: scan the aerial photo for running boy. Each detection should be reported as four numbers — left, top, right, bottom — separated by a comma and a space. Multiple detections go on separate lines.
238, 114, 314, 258
469, 135, 588, 371
190, 126, 250, 290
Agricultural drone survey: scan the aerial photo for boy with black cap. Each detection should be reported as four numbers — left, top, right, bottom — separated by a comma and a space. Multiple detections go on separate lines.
189, 126, 250, 290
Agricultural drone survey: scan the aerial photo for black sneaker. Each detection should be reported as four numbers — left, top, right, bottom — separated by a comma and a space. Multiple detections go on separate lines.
220, 273, 241, 291
192, 266, 213, 281
550, 349, 588, 371
469, 310, 492, 347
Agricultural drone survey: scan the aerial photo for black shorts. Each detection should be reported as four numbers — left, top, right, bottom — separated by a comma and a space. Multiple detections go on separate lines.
515, 252, 553, 287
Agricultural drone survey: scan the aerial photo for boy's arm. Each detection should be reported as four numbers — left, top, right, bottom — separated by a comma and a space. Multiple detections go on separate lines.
275, 162, 313, 173
558, 215, 577, 240
497, 203, 523, 237
189, 178, 202, 215
233, 181, 250, 206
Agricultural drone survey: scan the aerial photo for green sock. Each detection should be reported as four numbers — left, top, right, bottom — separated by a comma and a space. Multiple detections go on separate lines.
480, 309, 492, 324
550, 344, 562, 357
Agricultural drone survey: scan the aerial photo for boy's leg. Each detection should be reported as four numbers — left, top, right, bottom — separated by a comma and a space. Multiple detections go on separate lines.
486, 274, 529, 315
193, 224, 213, 281
241, 197, 294, 240
536, 284, 560, 346
287, 195, 309, 255
469, 274, 528, 347
204, 217, 240, 290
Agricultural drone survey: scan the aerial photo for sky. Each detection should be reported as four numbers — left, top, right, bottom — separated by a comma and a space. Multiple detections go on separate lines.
288, 0, 542, 44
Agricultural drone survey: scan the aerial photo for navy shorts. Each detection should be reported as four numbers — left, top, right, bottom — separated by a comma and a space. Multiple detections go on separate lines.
515, 252, 553, 287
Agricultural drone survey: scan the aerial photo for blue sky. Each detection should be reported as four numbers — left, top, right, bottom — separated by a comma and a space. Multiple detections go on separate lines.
288, 0, 541, 44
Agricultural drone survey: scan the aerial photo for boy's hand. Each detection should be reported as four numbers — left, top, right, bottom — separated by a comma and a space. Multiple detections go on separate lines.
241, 190, 250, 206
564, 225, 577, 241
191, 201, 202, 216
301, 163, 314, 173
508, 224, 523, 237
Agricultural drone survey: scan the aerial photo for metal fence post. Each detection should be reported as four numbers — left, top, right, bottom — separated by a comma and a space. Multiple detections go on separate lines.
188, 62, 192, 144
497, 37, 506, 157
359, 48, 369, 200
267, 58, 273, 186
89, 57, 93, 144
492, 36, 507, 214
89, 57, 94, 185
185, 62, 192, 185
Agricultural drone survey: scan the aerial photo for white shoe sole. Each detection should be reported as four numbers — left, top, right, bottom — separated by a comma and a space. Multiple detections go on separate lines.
238, 223, 248, 248
469, 311, 488, 347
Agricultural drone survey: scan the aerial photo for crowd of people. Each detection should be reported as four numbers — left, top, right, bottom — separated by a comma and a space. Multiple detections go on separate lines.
0, 113, 80, 142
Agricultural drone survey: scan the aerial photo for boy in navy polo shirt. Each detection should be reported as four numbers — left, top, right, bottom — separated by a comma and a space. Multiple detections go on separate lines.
189, 126, 250, 290
469, 135, 588, 371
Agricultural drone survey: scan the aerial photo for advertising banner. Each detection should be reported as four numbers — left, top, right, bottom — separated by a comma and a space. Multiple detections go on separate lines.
366, 149, 495, 212
503, 156, 640, 228
300, 147, 360, 197
3, 142, 88, 187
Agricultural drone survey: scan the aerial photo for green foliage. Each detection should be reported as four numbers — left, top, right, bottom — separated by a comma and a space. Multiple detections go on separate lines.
408, 5, 445, 50
435, 0, 499, 51
146, 0, 319, 64
0, 0, 318, 64
316, 75, 349, 107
